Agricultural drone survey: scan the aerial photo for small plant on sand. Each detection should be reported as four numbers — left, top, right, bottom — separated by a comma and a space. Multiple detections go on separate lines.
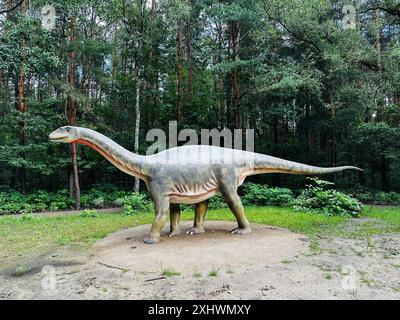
208, 268, 219, 277
14, 265, 29, 276
162, 267, 181, 277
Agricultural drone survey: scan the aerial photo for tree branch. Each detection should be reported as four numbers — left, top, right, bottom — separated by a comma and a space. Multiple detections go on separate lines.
359, 4, 400, 17
0, 0, 24, 14
260, 1, 322, 54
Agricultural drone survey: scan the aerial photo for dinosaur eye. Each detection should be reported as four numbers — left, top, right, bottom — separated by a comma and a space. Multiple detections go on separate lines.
66, 127, 71, 132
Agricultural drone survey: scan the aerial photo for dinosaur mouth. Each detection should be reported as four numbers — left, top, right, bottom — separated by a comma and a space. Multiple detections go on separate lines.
50, 136, 68, 141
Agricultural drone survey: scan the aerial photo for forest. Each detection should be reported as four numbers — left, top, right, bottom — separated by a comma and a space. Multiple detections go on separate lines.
0, 0, 400, 208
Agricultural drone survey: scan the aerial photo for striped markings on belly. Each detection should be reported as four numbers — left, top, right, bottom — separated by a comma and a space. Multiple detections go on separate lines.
168, 180, 219, 204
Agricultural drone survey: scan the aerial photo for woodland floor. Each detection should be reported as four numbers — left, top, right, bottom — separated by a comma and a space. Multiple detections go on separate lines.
0, 206, 399, 300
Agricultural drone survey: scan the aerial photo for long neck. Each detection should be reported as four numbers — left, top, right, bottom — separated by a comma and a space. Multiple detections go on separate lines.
75, 129, 148, 181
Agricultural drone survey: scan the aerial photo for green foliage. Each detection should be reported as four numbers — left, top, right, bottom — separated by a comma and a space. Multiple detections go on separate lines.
122, 194, 152, 215
355, 191, 400, 205
21, 213, 35, 221
0, 189, 137, 215
293, 178, 363, 217
241, 183, 295, 206
79, 209, 99, 218
0, 0, 400, 203
161, 267, 181, 277
208, 195, 227, 209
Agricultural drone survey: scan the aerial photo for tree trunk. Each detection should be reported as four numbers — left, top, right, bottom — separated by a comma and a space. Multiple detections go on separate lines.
17, 0, 27, 194
380, 142, 389, 191
67, 15, 81, 209
185, 21, 192, 109
133, 0, 145, 193
231, 22, 241, 129
177, 25, 183, 121
134, 68, 141, 193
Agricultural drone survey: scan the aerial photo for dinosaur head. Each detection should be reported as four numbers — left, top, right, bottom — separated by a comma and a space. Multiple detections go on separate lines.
49, 126, 81, 143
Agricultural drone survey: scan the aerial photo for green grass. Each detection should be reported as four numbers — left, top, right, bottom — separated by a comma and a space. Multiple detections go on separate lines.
1, 205, 400, 268
161, 267, 181, 277
337, 206, 400, 238
208, 268, 220, 277
0, 211, 154, 265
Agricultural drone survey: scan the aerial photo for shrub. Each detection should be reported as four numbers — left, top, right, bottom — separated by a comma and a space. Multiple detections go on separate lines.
351, 190, 400, 205
208, 195, 227, 209
241, 183, 295, 206
0, 188, 136, 215
21, 213, 35, 221
79, 209, 99, 218
122, 193, 152, 215
293, 178, 363, 217
92, 197, 105, 208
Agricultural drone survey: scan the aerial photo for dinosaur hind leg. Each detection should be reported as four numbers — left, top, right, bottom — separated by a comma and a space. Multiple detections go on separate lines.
221, 187, 251, 235
169, 203, 181, 237
187, 200, 208, 235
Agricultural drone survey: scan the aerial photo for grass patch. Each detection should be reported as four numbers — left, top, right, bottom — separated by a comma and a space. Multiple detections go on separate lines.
281, 259, 292, 264
0, 211, 154, 265
193, 271, 202, 278
13, 265, 30, 277
161, 267, 181, 277
1, 205, 400, 268
323, 272, 332, 280
336, 206, 400, 239
208, 268, 220, 277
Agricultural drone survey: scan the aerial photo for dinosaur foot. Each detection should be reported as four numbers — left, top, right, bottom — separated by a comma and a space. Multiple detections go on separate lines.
231, 227, 252, 235
143, 236, 160, 244
186, 227, 205, 235
168, 229, 181, 237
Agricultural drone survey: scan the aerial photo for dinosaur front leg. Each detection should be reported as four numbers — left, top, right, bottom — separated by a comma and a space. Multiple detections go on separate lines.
187, 200, 208, 235
221, 187, 251, 235
169, 203, 181, 237
144, 196, 169, 244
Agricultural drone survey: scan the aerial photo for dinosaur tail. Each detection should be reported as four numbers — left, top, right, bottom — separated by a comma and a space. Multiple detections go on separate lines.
250, 154, 363, 176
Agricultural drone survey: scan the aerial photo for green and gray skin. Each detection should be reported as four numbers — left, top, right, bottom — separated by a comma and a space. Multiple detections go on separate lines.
49, 126, 362, 244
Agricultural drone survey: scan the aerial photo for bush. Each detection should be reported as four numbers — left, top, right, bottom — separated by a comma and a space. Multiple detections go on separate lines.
122, 193, 152, 215
241, 183, 295, 206
79, 209, 99, 218
293, 178, 363, 217
352, 190, 400, 205
208, 195, 227, 209
0, 188, 139, 215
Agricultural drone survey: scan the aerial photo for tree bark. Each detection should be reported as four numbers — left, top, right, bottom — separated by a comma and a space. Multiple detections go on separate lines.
185, 21, 192, 109
133, 0, 145, 193
177, 24, 183, 121
67, 15, 81, 209
134, 68, 141, 193
17, 0, 27, 194
231, 22, 241, 129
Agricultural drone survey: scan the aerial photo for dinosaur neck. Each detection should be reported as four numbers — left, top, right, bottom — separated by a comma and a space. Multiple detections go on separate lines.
74, 129, 148, 181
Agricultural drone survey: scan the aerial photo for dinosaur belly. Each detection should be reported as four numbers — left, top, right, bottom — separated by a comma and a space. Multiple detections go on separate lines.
169, 189, 220, 204
168, 180, 220, 204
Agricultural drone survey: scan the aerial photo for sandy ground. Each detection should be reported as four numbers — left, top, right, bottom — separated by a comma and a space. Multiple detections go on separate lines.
1, 220, 399, 300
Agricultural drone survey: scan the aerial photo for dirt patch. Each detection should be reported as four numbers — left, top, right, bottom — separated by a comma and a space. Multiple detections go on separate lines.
1, 220, 399, 300
92, 221, 307, 273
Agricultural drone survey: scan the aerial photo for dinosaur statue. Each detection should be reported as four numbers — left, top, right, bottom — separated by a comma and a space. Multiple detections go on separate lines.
49, 126, 362, 244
